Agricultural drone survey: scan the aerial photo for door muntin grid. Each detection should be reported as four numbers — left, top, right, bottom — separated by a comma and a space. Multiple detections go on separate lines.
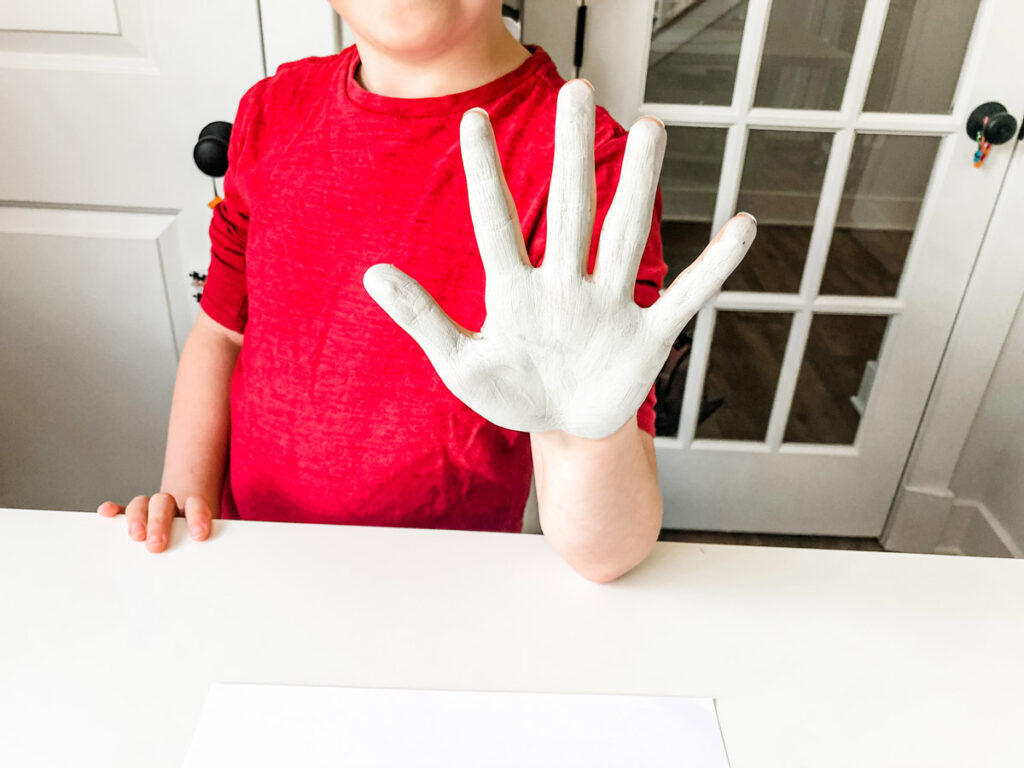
646, 0, 984, 450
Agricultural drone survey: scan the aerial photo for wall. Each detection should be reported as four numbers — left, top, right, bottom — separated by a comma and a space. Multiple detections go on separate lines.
881, 99, 1024, 557
259, 0, 344, 75
948, 297, 1024, 556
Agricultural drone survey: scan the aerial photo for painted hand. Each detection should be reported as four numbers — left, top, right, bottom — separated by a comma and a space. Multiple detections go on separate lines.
364, 80, 756, 440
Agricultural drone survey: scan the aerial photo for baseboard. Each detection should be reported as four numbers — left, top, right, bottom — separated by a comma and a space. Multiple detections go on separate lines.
938, 501, 1022, 559
882, 486, 1021, 557
880, 485, 955, 553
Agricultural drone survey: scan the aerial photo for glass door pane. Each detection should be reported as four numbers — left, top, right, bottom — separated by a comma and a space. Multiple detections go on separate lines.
753, 0, 866, 110
821, 133, 941, 296
726, 130, 833, 293
660, 126, 728, 283
695, 311, 792, 441
645, 0, 749, 105
864, 0, 983, 113
784, 313, 890, 444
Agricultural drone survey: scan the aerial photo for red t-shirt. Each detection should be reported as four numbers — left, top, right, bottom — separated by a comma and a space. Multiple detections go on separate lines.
200, 44, 667, 532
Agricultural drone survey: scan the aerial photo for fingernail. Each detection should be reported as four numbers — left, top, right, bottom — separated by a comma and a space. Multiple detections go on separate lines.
641, 114, 665, 128
731, 212, 757, 235
190, 524, 203, 539
577, 78, 594, 91
130, 522, 144, 540
147, 535, 165, 551
363, 264, 400, 303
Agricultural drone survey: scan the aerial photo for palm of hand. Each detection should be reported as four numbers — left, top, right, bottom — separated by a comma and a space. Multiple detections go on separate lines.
365, 80, 755, 440
455, 265, 655, 438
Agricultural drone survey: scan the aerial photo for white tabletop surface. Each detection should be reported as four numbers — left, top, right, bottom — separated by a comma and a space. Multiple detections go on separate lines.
1, 507, 1022, 767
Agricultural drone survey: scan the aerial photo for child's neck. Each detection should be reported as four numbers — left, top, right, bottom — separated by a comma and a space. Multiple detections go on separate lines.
353, 23, 531, 99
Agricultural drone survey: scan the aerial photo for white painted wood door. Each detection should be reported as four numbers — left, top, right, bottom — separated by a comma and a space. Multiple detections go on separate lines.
0, 1, 263, 511
573, 0, 1023, 535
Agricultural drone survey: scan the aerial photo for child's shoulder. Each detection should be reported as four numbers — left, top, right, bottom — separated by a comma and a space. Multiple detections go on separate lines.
271, 47, 350, 84
228, 48, 352, 155
241, 48, 350, 112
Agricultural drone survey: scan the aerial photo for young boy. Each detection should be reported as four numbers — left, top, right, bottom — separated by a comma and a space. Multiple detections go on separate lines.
97, 0, 753, 583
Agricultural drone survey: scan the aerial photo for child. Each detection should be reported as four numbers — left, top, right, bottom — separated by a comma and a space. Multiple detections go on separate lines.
97, 0, 753, 583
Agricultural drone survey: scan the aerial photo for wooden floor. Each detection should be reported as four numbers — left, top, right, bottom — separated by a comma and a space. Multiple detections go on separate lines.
658, 529, 884, 551
658, 222, 907, 443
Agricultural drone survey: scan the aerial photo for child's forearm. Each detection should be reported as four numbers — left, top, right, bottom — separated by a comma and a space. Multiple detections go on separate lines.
158, 309, 242, 516
531, 421, 663, 583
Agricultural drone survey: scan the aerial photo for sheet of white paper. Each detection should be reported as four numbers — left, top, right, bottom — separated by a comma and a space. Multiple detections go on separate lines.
183, 684, 730, 767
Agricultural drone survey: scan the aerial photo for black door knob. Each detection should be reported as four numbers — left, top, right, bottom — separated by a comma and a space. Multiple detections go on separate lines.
966, 102, 1018, 145
193, 121, 233, 178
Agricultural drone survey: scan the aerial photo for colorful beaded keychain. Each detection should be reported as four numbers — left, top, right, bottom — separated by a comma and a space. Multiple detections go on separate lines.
973, 115, 991, 168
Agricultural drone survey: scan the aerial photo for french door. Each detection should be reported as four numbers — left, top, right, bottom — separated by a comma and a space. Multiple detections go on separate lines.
579, 0, 1023, 535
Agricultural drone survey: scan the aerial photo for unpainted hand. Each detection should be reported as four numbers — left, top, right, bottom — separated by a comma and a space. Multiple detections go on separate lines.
96, 493, 214, 553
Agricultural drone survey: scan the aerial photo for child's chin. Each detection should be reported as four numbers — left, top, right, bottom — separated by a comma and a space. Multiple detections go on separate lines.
375, 28, 455, 58
352, 1, 489, 57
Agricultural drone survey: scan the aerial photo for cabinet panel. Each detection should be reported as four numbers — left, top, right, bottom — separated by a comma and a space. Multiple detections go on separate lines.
0, 0, 119, 34
0, 206, 180, 511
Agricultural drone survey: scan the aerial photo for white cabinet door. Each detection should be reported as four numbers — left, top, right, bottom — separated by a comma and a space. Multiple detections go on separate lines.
0, 1, 264, 511
577, 0, 1024, 535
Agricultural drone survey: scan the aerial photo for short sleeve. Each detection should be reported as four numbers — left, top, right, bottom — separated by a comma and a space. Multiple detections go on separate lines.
199, 82, 262, 335
591, 134, 668, 438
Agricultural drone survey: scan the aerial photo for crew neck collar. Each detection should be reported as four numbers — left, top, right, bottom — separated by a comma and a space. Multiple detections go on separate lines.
338, 44, 551, 117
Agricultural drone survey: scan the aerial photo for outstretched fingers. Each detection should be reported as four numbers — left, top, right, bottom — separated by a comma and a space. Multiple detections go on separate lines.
594, 116, 666, 297
364, 263, 468, 372
647, 213, 757, 342
544, 79, 596, 279
460, 108, 531, 277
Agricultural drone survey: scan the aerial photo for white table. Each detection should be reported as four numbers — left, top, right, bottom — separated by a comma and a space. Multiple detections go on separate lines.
1, 508, 1022, 767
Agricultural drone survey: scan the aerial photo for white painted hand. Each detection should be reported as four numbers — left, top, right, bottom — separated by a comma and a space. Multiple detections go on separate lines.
364, 80, 756, 440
